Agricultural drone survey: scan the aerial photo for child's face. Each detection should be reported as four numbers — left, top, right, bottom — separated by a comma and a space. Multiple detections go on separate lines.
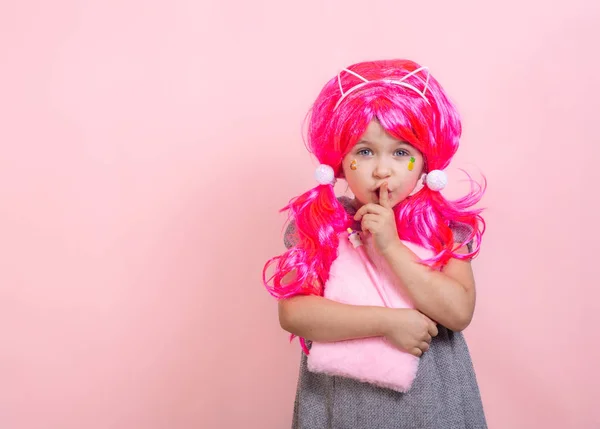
341, 120, 425, 208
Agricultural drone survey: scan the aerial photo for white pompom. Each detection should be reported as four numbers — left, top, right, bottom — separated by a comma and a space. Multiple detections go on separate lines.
424, 169, 447, 191
314, 164, 336, 186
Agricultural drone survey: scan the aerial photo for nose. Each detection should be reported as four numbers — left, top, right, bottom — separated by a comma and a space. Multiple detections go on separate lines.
373, 159, 392, 179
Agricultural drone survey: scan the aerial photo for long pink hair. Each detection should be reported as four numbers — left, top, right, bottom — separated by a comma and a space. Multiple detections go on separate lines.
263, 58, 485, 313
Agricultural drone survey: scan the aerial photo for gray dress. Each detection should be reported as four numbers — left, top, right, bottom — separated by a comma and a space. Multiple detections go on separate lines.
283, 197, 487, 429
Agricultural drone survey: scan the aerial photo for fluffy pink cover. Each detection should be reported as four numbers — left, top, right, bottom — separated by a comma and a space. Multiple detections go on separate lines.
307, 233, 434, 392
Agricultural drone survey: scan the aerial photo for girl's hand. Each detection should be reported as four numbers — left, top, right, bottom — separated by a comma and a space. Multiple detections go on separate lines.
354, 182, 400, 254
382, 308, 439, 356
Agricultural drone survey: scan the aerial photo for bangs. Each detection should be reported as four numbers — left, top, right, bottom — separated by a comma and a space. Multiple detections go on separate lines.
333, 85, 435, 157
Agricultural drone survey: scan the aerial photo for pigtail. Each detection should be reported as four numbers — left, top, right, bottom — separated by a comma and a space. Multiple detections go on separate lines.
262, 183, 348, 299
396, 172, 486, 268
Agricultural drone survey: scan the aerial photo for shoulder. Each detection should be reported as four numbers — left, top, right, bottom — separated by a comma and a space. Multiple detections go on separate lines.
283, 221, 298, 249
448, 220, 473, 242
448, 220, 474, 253
337, 196, 357, 215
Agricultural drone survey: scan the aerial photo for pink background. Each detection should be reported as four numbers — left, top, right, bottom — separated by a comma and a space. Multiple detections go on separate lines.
1, 1, 598, 428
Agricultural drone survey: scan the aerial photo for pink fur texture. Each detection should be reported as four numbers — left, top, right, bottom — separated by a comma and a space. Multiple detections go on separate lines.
307, 232, 435, 392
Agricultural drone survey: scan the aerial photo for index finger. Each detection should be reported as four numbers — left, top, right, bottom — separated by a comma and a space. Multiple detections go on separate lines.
379, 182, 391, 208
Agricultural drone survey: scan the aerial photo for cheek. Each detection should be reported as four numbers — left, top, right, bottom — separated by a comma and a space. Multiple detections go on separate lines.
347, 174, 366, 192
345, 174, 372, 199
399, 177, 418, 193
399, 169, 422, 192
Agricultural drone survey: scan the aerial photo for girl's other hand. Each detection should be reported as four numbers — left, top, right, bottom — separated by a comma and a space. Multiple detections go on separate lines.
382, 308, 438, 356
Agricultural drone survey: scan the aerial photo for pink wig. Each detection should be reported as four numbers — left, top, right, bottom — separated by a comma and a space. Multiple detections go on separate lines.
263, 59, 485, 305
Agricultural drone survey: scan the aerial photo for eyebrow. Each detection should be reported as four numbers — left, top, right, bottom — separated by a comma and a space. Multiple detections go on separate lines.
357, 139, 412, 147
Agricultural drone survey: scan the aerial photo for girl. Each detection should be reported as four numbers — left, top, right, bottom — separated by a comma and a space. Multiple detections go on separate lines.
263, 59, 487, 428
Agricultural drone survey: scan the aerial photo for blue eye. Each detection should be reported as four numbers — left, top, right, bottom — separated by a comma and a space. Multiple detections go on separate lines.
357, 148, 372, 156
395, 149, 409, 156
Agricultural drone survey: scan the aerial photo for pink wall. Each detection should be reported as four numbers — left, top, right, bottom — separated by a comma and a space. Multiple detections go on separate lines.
1, 1, 598, 428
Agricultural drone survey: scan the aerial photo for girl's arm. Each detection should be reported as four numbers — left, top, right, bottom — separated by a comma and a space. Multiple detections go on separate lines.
277, 269, 391, 341
278, 295, 389, 342
381, 242, 476, 332
277, 267, 440, 355
278, 295, 438, 356
353, 187, 477, 332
